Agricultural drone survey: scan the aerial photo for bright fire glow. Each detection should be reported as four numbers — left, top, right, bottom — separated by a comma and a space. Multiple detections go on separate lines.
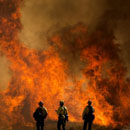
0, 0, 130, 128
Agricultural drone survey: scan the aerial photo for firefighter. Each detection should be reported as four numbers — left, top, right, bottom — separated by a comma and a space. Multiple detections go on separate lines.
33, 101, 48, 130
82, 100, 95, 130
55, 100, 68, 130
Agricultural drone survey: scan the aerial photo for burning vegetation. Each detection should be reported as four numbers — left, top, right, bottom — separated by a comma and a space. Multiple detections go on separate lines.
0, 0, 130, 129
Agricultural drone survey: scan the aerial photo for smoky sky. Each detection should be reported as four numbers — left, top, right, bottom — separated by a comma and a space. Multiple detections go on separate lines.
0, 56, 11, 90
20, 0, 130, 77
104, 0, 130, 76
20, 0, 107, 49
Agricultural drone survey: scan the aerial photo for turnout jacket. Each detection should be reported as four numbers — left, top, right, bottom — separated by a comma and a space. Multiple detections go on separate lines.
56, 106, 68, 120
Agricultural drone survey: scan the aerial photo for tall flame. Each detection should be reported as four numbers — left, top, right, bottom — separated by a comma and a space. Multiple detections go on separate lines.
0, 0, 130, 129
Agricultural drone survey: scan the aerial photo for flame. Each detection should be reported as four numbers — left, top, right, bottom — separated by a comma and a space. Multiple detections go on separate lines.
0, 0, 130, 129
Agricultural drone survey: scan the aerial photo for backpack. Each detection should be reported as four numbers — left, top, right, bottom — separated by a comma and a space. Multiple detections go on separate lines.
83, 106, 95, 121
33, 107, 47, 121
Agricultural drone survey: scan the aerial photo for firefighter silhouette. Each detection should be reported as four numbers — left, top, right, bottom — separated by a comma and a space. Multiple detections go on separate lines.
55, 100, 68, 130
82, 100, 95, 130
33, 101, 48, 130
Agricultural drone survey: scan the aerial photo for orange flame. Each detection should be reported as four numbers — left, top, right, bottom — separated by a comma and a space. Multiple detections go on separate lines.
0, 0, 130, 128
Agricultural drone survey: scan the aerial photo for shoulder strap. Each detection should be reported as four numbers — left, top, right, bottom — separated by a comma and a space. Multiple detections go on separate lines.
63, 106, 67, 115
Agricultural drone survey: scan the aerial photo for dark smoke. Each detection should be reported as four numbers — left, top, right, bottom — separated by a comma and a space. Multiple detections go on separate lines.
20, 0, 107, 50
99, 0, 130, 77
20, 0, 130, 77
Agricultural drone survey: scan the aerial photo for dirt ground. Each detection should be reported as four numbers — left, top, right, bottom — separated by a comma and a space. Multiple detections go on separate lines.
23, 121, 128, 130
0, 120, 129, 130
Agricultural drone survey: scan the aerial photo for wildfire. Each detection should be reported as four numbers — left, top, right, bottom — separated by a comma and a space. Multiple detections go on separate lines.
0, 0, 130, 129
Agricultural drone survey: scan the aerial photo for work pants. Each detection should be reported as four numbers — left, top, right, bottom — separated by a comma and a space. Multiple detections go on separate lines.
57, 119, 66, 130
36, 121, 44, 130
83, 120, 92, 130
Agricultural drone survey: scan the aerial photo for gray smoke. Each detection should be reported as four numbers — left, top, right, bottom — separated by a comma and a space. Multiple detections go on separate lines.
102, 0, 130, 77
0, 55, 11, 90
20, 0, 107, 50
20, 0, 130, 77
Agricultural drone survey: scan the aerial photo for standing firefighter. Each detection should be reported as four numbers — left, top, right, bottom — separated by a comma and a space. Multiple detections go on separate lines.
82, 100, 95, 130
56, 100, 68, 130
33, 101, 48, 130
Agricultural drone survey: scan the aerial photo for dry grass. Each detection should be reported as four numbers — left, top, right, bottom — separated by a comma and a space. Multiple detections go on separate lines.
0, 120, 125, 130
39, 120, 120, 130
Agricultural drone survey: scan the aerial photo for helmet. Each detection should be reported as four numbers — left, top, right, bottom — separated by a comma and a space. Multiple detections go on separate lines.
87, 100, 92, 105
38, 101, 43, 106
60, 100, 64, 106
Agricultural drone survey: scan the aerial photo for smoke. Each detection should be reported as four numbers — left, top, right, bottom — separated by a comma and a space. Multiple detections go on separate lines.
115, 21, 130, 77
20, 0, 107, 50
0, 55, 11, 90
20, 0, 130, 77
20, 0, 107, 78
99, 0, 130, 77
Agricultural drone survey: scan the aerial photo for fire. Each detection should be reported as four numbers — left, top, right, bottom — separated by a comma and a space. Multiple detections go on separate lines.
0, 0, 130, 129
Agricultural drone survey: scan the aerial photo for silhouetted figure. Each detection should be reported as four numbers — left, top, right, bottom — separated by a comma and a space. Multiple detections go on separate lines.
33, 101, 48, 130
56, 100, 68, 130
82, 100, 95, 130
